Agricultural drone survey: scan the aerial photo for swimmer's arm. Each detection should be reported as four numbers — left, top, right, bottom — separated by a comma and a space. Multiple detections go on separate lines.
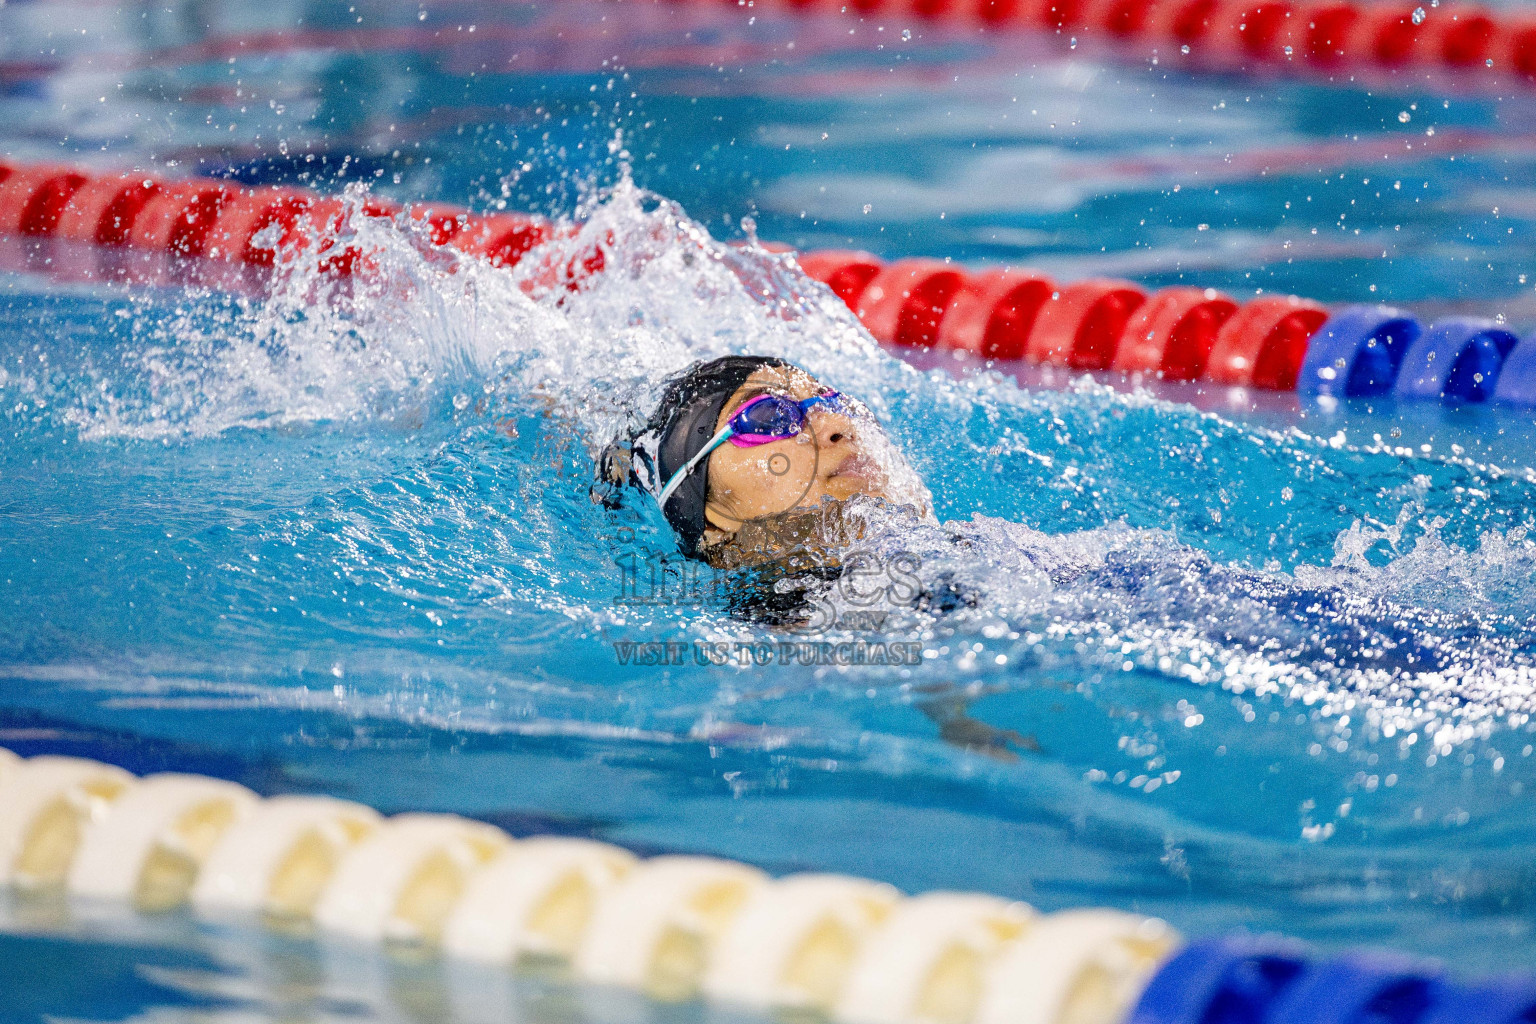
914, 689, 1039, 762
493, 385, 566, 437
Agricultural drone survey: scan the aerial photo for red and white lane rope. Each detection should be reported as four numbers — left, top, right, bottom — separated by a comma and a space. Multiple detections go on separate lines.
796, 248, 1329, 390
0, 159, 1330, 391
8, 158, 1536, 404
681, 0, 1536, 89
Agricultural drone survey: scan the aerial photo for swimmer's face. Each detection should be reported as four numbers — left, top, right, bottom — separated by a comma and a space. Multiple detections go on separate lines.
702, 365, 892, 540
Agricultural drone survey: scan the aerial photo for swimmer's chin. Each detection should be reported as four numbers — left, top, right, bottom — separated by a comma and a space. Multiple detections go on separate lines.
699, 493, 930, 571
829, 468, 934, 525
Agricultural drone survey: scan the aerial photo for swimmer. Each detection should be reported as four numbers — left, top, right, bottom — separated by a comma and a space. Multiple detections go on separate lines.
599, 355, 921, 570
599, 356, 1033, 760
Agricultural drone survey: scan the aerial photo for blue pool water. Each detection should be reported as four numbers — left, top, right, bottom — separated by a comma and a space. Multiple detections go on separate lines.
7, 0, 1536, 1017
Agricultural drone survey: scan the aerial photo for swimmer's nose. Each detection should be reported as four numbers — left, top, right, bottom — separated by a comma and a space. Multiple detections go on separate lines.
810, 405, 857, 446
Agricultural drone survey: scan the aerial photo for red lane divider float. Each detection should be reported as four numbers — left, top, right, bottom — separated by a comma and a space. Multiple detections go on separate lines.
856, 259, 968, 349
1204, 294, 1328, 389
1113, 286, 1236, 380
1028, 278, 1148, 370
56, 175, 164, 247
688, 0, 1536, 88
938, 270, 1055, 359
0, 160, 554, 286
5, 159, 1535, 404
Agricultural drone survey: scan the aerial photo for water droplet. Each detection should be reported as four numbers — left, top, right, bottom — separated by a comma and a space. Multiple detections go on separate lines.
1411, 6, 1425, 23
1487, 57, 1494, 67
901, 28, 911, 40
1398, 110, 1411, 122
862, 204, 872, 214
1283, 45, 1293, 55
1180, 44, 1191, 54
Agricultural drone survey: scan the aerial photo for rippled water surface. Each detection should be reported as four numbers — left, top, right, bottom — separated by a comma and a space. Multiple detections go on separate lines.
6, 0, 1536, 1018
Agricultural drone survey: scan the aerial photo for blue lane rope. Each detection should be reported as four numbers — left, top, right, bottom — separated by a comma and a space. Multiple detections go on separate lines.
1393, 318, 1519, 404
1297, 306, 1421, 398
1130, 933, 1536, 1024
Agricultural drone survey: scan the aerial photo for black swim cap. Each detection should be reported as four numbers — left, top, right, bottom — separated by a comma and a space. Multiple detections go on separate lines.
601, 355, 788, 555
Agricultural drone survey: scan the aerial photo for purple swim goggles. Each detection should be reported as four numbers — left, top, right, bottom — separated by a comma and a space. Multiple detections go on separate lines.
657, 390, 852, 510
725, 389, 851, 446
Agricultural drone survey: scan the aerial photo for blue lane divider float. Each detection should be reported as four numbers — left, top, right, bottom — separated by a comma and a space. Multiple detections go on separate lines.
1393, 318, 1520, 404
1493, 333, 1536, 407
1297, 305, 1422, 397
1261, 951, 1440, 1024
1128, 933, 1536, 1024
1420, 974, 1536, 1024
1128, 933, 1308, 1024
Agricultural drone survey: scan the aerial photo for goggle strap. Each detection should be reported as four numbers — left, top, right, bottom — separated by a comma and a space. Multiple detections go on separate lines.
656, 424, 734, 511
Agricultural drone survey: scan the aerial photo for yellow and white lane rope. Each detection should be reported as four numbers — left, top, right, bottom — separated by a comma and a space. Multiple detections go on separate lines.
976, 911, 1177, 1024
443, 836, 636, 963
68, 773, 258, 911
191, 794, 381, 920
0, 748, 1179, 1024
0, 755, 134, 889
835, 892, 1038, 1024
705, 872, 901, 1011
574, 854, 770, 999
314, 813, 511, 943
